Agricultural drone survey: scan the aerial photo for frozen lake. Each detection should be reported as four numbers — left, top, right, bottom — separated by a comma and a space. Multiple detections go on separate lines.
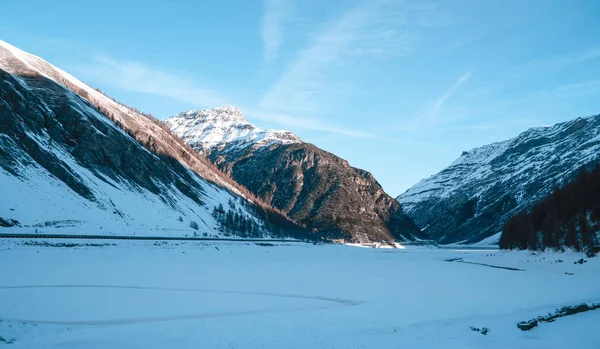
0, 239, 598, 348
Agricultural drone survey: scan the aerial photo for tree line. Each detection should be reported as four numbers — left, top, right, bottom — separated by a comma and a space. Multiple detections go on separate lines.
212, 199, 262, 238
500, 164, 600, 253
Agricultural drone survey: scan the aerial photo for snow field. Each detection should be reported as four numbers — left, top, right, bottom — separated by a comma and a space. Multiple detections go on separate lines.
0, 241, 598, 348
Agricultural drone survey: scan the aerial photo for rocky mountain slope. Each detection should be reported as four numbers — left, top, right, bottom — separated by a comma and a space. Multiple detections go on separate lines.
398, 115, 600, 244
166, 108, 426, 243
0, 40, 302, 238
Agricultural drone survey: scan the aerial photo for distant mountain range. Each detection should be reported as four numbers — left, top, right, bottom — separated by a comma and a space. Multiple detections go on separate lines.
166, 108, 426, 243
398, 115, 600, 244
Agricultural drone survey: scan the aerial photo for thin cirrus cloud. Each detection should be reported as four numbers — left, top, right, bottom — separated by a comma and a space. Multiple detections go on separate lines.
260, 1, 438, 116
260, 7, 368, 115
402, 71, 472, 131
247, 109, 375, 138
73, 55, 374, 138
514, 78, 600, 102
432, 71, 471, 116
72, 56, 228, 108
248, 106, 422, 140
488, 77, 600, 108
551, 79, 600, 93
504, 46, 600, 79
247, 109, 434, 145
70, 1, 443, 139
253, 1, 444, 139
261, 0, 292, 60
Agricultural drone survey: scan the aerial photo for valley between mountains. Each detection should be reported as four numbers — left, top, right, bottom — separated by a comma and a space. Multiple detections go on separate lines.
1, 37, 599, 349
2, 39, 600, 249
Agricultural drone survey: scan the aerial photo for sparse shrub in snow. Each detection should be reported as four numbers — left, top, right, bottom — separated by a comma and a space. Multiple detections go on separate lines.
189, 221, 199, 230
470, 326, 490, 335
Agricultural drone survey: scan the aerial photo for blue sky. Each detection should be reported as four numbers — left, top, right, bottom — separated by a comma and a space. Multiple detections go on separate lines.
2, 0, 599, 196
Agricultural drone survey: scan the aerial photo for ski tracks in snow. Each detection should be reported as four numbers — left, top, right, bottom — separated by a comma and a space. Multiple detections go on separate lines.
0, 284, 365, 326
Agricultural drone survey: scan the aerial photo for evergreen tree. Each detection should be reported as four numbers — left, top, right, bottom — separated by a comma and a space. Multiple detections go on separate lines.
501, 164, 600, 252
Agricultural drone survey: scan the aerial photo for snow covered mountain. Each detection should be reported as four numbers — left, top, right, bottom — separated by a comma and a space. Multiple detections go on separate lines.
398, 115, 600, 244
166, 107, 300, 154
167, 108, 426, 243
0, 40, 302, 238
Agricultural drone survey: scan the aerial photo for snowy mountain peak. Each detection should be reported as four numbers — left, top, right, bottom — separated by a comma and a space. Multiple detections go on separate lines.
166, 107, 301, 153
183, 106, 247, 123
0, 39, 47, 76
0, 40, 77, 83
0, 39, 27, 60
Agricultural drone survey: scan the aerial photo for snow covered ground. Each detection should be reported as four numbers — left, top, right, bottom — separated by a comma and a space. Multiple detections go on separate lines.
0, 240, 598, 348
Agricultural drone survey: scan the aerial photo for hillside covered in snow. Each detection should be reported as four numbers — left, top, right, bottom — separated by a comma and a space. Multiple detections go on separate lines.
398, 115, 600, 244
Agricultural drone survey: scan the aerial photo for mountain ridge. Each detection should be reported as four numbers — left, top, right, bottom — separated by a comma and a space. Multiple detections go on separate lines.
0, 39, 236, 188
166, 106, 301, 155
398, 114, 600, 244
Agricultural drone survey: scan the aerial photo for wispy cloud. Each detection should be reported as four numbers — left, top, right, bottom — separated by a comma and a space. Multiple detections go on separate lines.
505, 46, 600, 79
432, 124, 499, 131
435, 77, 600, 132
260, 1, 438, 115
261, 0, 292, 60
495, 78, 600, 107
240, 110, 448, 152
73, 53, 402, 139
403, 71, 471, 131
248, 109, 374, 138
432, 71, 471, 115
247, 110, 434, 148
72, 56, 228, 108
550, 79, 600, 93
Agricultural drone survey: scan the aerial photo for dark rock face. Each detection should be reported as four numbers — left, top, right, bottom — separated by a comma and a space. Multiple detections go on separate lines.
398, 115, 600, 244
208, 142, 425, 242
166, 107, 425, 242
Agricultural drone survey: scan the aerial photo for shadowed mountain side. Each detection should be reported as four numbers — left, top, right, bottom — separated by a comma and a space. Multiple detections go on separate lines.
208, 140, 426, 243
0, 70, 311, 239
